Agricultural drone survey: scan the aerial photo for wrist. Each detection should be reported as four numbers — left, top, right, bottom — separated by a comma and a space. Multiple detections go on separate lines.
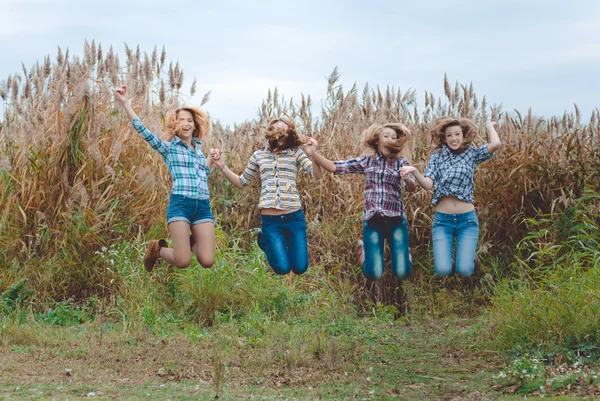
219, 164, 226, 172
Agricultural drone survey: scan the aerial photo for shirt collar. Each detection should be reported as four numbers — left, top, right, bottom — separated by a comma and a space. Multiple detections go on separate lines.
268, 147, 293, 156
172, 136, 201, 148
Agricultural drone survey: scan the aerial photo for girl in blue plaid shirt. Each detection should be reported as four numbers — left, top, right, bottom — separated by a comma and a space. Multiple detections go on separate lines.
211, 118, 323, 275
115, 85, 219, 272
309, 123, 417, 281
400, 118, 501, 277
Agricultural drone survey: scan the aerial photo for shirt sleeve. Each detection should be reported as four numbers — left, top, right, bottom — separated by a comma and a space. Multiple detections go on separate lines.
473, 144, 494, 165
334, 156, 366, 175
239, 151, 260, 186
423, 151, 439, 180
295, 148, 313, 176
131, 116, 170, 157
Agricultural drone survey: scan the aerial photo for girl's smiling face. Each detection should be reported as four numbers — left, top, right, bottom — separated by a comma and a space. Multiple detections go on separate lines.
444, 125, 464, 150
177, 110, 195, 139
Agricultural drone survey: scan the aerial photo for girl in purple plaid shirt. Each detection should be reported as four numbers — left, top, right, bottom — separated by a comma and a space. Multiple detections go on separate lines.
400, 118, 501, 277
310, 123, 417, 281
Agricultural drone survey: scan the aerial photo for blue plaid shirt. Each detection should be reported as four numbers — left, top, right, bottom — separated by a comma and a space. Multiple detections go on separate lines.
424, 144, 493, 206
334, 153, 415, 221
131, 117, 210, 200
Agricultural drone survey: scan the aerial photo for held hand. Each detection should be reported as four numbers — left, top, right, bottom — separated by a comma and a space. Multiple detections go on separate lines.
115, 85, 128, 104
209, 148, 222, 160
210, 149, 225, 169
400, 166, 416, 177
303, 137, 318, 155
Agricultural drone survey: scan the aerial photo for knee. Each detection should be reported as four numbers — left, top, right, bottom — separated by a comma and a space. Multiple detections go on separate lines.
455, 265, 474, 277
273, 267, 292, 275
196, 253, 215, 269
435, 266, 452, 277
174, 256, 191, 269
363, 269, 382, 281
292, 264, 308, 275
394, 268, 411, 280
199, 259, 214, 269
270, 261, 291, 275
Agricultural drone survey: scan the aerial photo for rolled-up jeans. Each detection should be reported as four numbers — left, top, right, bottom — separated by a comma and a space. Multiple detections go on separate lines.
431, 210, 479, 277
362, 214, 411, 281
259, 209, 309, 275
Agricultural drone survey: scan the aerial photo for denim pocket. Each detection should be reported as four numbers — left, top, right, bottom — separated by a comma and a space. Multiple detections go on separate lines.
468, 218, 479, 227
169, 195, 187, 207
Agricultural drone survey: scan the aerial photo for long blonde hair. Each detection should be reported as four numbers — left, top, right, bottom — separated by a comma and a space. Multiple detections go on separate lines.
431, 117, 477, 153
162, 107, 210, 141
360, 123, 411, 160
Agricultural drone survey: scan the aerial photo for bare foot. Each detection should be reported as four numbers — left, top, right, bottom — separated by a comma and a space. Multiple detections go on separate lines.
356, 240, 365, 266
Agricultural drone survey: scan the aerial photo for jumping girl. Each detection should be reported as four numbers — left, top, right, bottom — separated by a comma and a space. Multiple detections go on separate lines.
211, 117, 322, 275
115, 85, 217, 272
400, 118, 501, 277
309, 123, 416, 281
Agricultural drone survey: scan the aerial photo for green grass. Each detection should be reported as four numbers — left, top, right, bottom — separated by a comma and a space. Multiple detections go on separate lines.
0, 316, 497, 400
2, 191, 600, 400
482, 189, 600, 360
2, 316, 598, 400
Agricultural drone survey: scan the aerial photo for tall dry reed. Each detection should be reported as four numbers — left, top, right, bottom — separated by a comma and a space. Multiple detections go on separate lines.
1, 44, 598, 304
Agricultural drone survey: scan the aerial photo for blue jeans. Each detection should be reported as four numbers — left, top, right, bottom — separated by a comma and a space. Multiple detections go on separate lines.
431, 210, 479, 277
259, 210, 309, 275
362, 215, 411, 281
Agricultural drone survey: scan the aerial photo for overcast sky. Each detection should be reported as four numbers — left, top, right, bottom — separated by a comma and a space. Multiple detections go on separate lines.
1, 0, 598, 125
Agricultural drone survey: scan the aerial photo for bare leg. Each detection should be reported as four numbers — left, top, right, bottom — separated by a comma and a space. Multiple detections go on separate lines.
160, 221, 192, 268
191, 222, 216, 268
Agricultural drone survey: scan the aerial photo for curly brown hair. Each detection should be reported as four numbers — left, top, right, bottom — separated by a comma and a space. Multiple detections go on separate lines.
431, 117, 478, 153
359, 123, 411, 159
263, 117, 304, 152
162, 107, 210, 141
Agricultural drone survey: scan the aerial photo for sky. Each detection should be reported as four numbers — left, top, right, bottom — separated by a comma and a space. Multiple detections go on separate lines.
1, 0, 599, 126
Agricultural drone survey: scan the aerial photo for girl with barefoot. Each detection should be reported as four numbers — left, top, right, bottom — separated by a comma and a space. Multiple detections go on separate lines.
115, 85, 218, 271
309, 123, 416, 281
211, 117, 322, 275
400, 118, 501, 277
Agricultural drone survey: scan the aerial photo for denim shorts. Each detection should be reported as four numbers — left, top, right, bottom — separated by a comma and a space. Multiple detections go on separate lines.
166, 194, 214, 225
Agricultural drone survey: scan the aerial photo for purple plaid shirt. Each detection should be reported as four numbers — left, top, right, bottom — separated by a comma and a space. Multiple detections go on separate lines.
334, 153, 415, 221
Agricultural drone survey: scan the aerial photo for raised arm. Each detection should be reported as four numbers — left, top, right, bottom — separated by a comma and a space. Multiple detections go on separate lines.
400, 166, 434, 191
115, 85, 138, 121
486, 121, 502, 154
114, 85, 169, 156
